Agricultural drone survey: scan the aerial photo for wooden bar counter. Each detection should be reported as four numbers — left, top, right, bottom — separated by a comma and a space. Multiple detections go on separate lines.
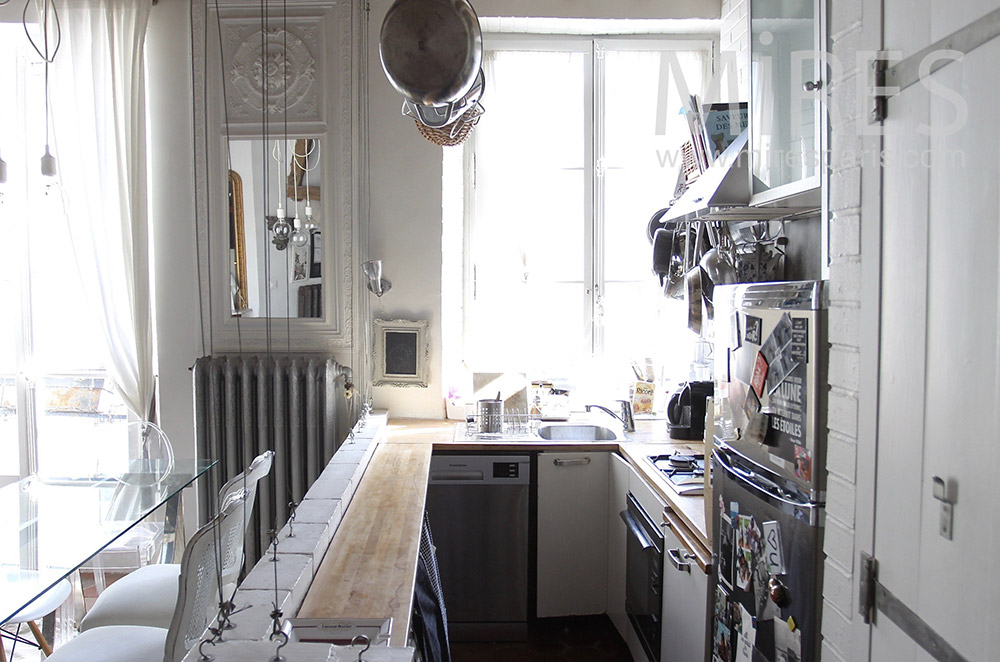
298, 441, 433, 647
297, 417, 711, 649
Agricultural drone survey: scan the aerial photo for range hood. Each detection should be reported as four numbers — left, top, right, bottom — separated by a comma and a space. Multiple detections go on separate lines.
661, 130, 818, 223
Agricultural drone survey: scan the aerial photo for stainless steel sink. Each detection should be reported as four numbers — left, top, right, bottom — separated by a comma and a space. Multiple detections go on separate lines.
536, 424, 619, 441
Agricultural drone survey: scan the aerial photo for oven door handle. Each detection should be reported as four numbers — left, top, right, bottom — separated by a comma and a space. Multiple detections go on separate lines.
619, 508, 655, 551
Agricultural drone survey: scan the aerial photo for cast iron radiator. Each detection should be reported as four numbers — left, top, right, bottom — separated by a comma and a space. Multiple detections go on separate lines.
193, 354, 354, 566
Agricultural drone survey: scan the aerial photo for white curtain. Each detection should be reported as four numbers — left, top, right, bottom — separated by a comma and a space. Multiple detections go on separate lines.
46, 0, 155, 421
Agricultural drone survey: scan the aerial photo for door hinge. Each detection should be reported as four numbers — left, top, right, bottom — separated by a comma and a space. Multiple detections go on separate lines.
869, 55, 888, 124
859, 552, 970, 662
871, 7, 1000, 124
859, 552, 877, 624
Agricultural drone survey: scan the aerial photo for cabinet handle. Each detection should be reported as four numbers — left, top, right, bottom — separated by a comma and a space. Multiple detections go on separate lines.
553, 457, 591, 467
667, 548, 693, 573
803, 80, 823, 91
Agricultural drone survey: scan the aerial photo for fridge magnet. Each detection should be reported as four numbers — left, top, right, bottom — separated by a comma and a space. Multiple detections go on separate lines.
773, 617, 802, 662
730, 310, 742, 349
713, 622, 732, 662
762, 520, 786, 575
735, 515, 754, 590
718, 514, 735, 589
793, 445, 812, 482
761, 313, 799, 394
742, 389, 768, 447
763, 361, 807, 448
714, 584, 731, 629
742, 387, 761, 420
739, 603, 756, 645
753, 555, 778, 620
735, 604, 755, 662
750, 351, 769, 398
790, 317, 809, 364
749, 515, 762, 554
744, 314, 763, 345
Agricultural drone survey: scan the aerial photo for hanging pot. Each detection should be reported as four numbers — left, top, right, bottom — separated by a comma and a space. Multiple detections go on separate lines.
379, 0, 483, 106
402, 68, 485, 128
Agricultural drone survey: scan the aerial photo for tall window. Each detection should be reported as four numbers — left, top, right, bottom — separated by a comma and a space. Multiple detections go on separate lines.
445, 36, 711, 392
0, 24, 128, 483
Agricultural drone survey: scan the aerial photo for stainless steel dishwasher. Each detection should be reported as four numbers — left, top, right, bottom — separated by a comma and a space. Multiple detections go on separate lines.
425, 454, 531, 641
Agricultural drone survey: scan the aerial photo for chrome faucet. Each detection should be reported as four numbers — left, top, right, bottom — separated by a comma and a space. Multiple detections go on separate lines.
585, 400, 635, 433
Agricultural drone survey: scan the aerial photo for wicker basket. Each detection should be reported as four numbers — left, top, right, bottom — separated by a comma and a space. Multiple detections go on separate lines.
414, 104, 484, 147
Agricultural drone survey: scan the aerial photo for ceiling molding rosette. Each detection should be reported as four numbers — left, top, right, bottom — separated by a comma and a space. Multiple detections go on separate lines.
223, 19, 323, 124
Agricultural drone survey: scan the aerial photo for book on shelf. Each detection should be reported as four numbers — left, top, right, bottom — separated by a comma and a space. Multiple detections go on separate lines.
700, 102, 749, 160
684, 95, 710, 173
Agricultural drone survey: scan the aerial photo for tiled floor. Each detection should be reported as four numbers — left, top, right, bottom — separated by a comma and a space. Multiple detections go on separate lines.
451, 615, 633, 662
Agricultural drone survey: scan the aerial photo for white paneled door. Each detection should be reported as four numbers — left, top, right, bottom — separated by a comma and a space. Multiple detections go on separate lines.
872, 1, 1000, 660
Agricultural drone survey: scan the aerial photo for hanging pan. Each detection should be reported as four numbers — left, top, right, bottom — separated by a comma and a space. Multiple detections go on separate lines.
379, 0, 483, 106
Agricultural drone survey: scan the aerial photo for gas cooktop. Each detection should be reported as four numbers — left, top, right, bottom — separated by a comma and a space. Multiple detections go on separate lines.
647, 452, 706, 496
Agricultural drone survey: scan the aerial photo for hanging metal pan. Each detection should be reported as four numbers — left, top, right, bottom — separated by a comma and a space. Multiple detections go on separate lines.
379, 0, 483, 106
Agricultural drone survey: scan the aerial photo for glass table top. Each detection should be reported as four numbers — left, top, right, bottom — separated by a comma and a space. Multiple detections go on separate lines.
0, 459, 215, 623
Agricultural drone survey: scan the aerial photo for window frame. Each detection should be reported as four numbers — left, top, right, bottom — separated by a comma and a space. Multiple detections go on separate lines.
0, 25, 130, 483
458, 34, 717, 372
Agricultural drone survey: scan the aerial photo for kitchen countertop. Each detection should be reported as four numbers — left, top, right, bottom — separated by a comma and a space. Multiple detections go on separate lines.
297, 415, 713, 652
298, 441, 432, 647
380, 417, 710, 548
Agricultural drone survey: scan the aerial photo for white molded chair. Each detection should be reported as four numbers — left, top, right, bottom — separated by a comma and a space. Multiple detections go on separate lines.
0, 578, 72, 661
46, 489, 249, 662
82, 421, 175, 593
79, 451, 274, 632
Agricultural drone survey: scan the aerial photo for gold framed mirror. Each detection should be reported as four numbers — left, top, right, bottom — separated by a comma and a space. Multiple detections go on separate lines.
228, 170, 249, 314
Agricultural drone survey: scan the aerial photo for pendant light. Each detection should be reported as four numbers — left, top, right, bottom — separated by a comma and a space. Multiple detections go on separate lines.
24, 0, 61, 176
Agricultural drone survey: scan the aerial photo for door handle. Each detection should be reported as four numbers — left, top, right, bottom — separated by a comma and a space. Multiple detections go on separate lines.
553, 457, 591, 467
666, 548, 693, 572
619, 509, 654, 550
931, 475, 956, 540
429, 471, 484, 481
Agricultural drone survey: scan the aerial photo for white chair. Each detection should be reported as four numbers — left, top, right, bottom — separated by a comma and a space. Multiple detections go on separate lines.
78, 450, 274, 632
81, 421, 175, 593
0, 578, 72, 661
45, 489, 249, 662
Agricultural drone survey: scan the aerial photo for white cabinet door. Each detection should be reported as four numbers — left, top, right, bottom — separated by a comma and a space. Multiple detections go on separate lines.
608, 453, 653, 662
660, 526, 709, 662
537, 451, 609, 617
629, 464, 666, 520
607, 452, 631, 634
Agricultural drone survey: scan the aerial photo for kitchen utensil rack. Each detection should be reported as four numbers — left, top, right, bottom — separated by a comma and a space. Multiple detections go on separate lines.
463, 409, 535, 440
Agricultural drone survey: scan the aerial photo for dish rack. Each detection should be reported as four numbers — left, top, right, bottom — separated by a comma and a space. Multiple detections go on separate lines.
461, 410, 536, 440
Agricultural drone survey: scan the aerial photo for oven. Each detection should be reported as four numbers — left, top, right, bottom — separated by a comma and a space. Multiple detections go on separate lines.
620, 492, 664, 662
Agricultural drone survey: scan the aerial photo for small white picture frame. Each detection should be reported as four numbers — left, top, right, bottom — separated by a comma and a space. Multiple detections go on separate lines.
373, 319, 429, 387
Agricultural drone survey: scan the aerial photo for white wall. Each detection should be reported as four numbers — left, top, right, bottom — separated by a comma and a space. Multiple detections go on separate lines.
821, 0, 882, 658
146, 0, 202, 538
365, 0, 722, 418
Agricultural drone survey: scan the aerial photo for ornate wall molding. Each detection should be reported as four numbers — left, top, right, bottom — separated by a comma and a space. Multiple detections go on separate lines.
192, 0, 357, 355
224, 19, 322, 124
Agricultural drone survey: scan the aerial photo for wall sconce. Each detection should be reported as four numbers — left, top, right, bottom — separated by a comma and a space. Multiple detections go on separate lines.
362, 260, 391, 297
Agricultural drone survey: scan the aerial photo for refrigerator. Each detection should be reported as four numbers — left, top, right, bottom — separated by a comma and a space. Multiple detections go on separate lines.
709, 281, 827, 662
